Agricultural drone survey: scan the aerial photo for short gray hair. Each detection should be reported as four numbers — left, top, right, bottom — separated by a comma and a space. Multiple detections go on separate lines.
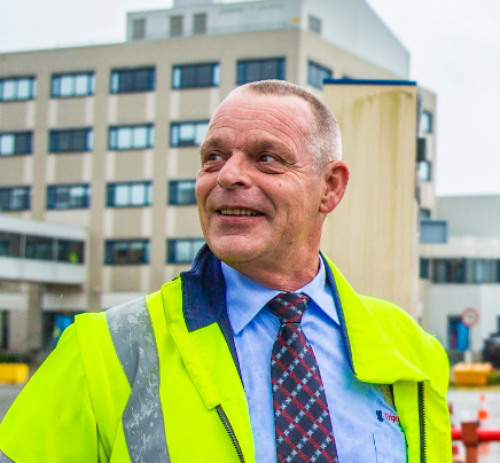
226, 80, 342, 170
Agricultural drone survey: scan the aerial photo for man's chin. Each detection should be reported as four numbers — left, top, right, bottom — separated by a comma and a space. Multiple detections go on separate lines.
208, 238, 267, 264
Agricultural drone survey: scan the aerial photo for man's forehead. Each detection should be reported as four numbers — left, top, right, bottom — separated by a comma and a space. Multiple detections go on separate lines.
208, 93, 313, 137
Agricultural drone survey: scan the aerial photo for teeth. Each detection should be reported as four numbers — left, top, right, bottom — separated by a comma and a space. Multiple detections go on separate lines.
220, 208, 260, 216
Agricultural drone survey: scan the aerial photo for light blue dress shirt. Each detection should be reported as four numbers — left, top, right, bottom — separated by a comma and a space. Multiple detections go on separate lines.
222, 258, 407, 463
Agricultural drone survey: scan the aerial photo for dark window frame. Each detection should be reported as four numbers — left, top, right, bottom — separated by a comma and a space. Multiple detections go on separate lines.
170, 120, 210, 147
421, 110, 433, 134
0, 186, 31, 211
307, 61, 333, 90
49, 128, 93, 153
167, 238, 205, 264
51, 71, 95, 98
0, 76, 37, 102
170, 15, 184, 37
0, 131, 32, 156
169, 179, 197, 205
108, 124, 155, 150
109, 67, 156, 94
47, 184, 91, 210
417, 160, 432, 182
172, 62, 220, 89
106, 181, 153, 208
236, 57, 286, 85
193, 13, 207, 35
105, 239, 150, 265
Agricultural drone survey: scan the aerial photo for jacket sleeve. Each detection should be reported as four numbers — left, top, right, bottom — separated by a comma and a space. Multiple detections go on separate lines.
0, 324, 102, 463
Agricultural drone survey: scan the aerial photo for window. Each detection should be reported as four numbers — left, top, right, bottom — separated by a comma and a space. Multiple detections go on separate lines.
419, 208, 431, 219
307, 61, 332, 89
237, 58, 286, 85
308, 15, 322, 35
417, 160, 431, 181
107, 182, 152, 207
170, 121, 209, 147
172, 63, 220, 89
105, 239, 149, 265
417, 138, 427, 162
0, 232, 21, 258
193, 13, 207, 35
170, 15, 184, 37
420, 258, 430, 279
25, 235, 54, 261
0, 132, 32, 156
0, 76, 36, 101
49, 128, 93, 153
51, 72, 95, 98
57, 239, 84, 264
108, 125, 155, 150
169, 180, 196, 205
47, 184, 91, 210
431, 258, 500, 284
132, 18, 146, 40
167, 238, 205, 264
0, 187, 30, 211
110, 67, 155, 94
420, 219, 447, 244
421, 110, 433, 134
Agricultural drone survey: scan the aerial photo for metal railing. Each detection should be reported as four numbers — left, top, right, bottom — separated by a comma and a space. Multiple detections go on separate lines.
452, 422, 500, 463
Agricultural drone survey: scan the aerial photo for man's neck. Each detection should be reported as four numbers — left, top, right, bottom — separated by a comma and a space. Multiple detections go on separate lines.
222, 254, 320, 292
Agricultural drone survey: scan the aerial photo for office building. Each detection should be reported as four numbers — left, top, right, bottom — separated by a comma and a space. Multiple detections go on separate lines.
0, 0, 437, 351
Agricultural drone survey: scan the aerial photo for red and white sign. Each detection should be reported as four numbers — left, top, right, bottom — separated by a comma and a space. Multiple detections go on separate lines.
461, 307, 479, 327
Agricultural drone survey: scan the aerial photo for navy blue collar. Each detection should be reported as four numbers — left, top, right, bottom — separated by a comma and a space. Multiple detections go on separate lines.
180, 244, 354, 374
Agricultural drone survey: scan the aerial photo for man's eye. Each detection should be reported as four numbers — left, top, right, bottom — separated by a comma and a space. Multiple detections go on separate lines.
207, 153, 223, 161
260, 154, 277, 163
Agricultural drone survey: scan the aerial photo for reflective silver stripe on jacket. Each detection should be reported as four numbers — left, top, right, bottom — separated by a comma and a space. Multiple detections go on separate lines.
106, 297, 170, 463
0, 450, 14, 462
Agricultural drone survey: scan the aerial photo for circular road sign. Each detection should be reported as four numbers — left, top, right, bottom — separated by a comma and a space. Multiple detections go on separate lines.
461, 307, 479, 327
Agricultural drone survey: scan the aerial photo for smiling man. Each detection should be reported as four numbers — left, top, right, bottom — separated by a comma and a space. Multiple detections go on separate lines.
0, 81, 451, 463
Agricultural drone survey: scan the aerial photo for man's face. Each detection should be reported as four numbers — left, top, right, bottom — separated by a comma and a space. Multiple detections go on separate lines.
196, 93, 328, 270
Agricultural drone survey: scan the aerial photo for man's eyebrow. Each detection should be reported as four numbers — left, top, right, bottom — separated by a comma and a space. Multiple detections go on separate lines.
200, 137, 225, 151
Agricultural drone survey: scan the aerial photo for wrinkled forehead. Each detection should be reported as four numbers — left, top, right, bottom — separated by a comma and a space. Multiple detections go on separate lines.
206, 93, 314, 145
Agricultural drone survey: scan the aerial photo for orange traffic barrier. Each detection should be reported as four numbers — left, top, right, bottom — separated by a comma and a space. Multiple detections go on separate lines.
452, 422, 500, 463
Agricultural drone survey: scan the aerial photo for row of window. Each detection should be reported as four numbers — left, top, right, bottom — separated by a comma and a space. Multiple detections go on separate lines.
0, 232, 204, 265
0, 232, 84, 264
0, 121, 209, 156
0, 181, 197, 211
106, 238, 205, 265
420, 258, 500, 284
0, 57, 342, 103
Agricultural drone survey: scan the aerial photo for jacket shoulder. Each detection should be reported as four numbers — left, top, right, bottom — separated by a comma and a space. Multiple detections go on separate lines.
359, 295, 449, 394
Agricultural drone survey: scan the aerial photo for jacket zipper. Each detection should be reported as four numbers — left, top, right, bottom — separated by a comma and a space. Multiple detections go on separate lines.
418, 382, 427, 463
216, 405, 245, 463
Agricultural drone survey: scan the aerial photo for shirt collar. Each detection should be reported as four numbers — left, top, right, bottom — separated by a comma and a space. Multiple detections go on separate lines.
222, 256, 339, 335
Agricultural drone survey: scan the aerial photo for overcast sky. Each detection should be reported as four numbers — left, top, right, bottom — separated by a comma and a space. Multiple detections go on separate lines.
1, 0, 498, 196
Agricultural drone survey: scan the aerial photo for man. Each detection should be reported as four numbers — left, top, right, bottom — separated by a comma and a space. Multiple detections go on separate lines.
0, 81, 451, 463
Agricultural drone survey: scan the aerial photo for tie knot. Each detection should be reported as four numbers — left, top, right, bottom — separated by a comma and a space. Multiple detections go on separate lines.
266, 292, 311, 324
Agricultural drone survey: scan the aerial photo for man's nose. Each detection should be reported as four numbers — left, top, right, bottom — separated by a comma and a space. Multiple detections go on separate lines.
217, 151, 252, 189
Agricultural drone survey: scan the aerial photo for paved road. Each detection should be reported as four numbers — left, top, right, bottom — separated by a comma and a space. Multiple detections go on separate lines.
0, 384, 24, 422
1, 384, 500, 461
448, 390, 500, 462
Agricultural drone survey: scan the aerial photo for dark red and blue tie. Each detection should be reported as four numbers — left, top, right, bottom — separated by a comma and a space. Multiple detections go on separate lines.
268, 292, 339, 463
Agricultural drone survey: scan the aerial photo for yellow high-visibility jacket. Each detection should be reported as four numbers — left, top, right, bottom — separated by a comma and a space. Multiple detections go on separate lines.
0, 247, 452, 462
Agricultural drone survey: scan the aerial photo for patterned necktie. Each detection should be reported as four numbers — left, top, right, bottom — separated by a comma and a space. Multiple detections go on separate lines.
268, 292, 339, 463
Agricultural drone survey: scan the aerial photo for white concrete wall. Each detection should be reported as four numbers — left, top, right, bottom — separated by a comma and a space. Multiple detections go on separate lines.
426, 284, 500, 352
438, 195, 500, 238
127, 0, 409, 77
304, 0, 408, 77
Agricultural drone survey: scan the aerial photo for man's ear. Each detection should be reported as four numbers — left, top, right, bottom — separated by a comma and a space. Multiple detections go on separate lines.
319, 160, 350, 214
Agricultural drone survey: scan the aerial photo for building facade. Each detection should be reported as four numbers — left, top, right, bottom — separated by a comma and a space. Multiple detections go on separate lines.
421, 195, 500, 354
0, 0, 437, 351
